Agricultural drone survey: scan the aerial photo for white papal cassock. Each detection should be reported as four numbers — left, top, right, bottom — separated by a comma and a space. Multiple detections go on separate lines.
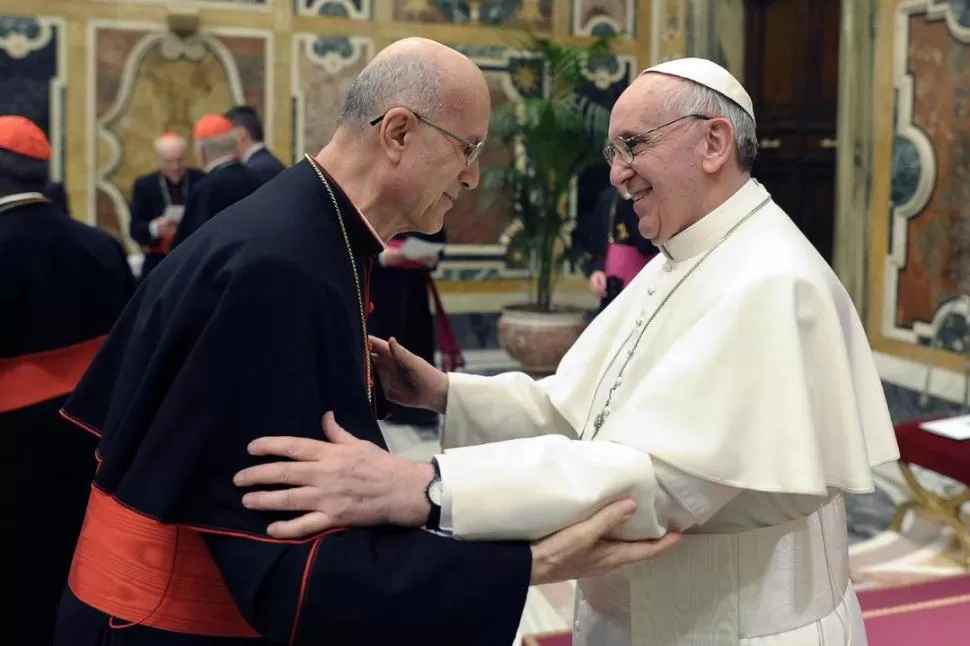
434, 178, 900, 646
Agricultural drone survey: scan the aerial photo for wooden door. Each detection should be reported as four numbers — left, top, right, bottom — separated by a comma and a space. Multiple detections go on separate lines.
744, 0, 840, 263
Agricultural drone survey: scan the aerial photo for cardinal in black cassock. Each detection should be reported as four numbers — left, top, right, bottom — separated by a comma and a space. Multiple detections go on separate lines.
574, 184, 658, 313
128, 132, 204, 279
171, 114, 263, 249
54, 156, 531, 645
0, 116, 134, 646
368, 228, 456, 431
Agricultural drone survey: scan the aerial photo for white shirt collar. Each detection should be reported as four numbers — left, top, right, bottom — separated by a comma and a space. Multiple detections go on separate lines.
660, 178, 770, 262
242, 143, 266, 164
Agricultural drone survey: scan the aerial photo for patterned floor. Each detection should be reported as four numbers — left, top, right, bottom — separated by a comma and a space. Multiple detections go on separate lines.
380, 422, 969, 642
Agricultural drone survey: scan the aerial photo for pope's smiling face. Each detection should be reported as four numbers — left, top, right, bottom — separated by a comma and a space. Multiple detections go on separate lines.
606, 73, 736, 246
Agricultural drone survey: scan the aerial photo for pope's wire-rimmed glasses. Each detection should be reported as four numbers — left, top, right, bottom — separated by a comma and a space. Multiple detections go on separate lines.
370, 109, 486, 166
603, 113, 712, 165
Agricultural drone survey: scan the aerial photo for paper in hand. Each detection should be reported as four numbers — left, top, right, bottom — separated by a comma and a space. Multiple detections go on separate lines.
399, 237, 444, 260
163, 205, 185, 223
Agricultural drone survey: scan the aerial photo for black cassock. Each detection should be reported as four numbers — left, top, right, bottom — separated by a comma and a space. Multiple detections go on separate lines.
55, 160, 531, 646
574, 185, 658, 311
0, 194, 134, 646
171, 161, 263, 249
129, 169, 204, 279
368, 229, 446, 428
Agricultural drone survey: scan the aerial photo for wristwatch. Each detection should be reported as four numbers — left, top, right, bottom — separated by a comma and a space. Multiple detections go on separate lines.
424, 457, 442, 531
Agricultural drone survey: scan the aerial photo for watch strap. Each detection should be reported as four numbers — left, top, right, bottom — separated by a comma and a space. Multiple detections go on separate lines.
425, 458, 442, 531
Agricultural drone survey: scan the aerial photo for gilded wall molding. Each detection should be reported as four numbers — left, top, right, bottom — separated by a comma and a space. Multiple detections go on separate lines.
94, 0, 271, 12
297, 0, 372, 19
869, 0, 970, 370
833, 0, 878, 321
0, 0, 647, 313
87, 20, 272, 247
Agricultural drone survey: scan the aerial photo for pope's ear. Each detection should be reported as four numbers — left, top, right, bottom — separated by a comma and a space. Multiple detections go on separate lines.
700, 117, 733, 174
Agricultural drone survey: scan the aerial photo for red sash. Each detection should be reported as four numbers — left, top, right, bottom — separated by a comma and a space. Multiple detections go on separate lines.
427, 277, 464, 371
0, 335, 105, 414
381, 241, 464, 371
69, 487, 261, 637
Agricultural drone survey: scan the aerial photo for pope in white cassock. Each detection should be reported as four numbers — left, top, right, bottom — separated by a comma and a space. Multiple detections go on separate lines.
236, 58, 901, 646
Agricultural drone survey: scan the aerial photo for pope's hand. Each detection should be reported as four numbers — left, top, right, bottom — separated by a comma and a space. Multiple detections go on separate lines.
529, 500, 681, 584
234, 412, 433, 538
369, 336, 448, 413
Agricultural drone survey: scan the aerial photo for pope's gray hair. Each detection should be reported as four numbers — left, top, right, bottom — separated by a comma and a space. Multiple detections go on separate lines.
662, 79, 758, 171
338, 52, 444, 131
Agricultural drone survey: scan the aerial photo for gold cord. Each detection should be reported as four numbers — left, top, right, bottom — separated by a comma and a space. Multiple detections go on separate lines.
303, 153, 372, 404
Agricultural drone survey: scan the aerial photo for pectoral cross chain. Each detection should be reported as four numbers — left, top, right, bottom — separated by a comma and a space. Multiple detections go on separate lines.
593, 376, 625, 433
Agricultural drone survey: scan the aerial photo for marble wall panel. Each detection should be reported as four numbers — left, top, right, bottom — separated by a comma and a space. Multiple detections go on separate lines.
571, 0, 635, 38
297, 0, 372, 18
393, 0, 551, 30
292, 35, 374, 155
91, 24, 270, 248
0, 16, 66, 178
881, 1, 970, 352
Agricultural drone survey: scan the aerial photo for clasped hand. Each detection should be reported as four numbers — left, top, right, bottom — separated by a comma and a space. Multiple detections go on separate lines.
233, 412, 432, 538
234, 335, 682, 584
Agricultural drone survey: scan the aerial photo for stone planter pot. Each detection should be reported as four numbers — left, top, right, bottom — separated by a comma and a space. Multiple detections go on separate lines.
498, 304, 588, 376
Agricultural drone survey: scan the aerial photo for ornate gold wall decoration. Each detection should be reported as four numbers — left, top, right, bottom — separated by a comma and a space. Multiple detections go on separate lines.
292, 34, 374, 155
95, 0, 271, 11
298, 0, 372, 19
0, 0, 654, 319
392, 0, 552, 30
870, 0, 970, 370
90, 23, 270, 249
571, 0, 635, 38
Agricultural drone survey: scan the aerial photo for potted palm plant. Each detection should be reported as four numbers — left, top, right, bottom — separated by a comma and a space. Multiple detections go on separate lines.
483, 33, 614, 374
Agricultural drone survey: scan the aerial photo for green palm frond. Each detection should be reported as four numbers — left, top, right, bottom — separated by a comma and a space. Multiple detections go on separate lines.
480, 32, 616, 312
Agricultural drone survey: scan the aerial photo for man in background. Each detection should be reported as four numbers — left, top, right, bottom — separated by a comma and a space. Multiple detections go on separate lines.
224, 105, 285, 183
575, 182, 657, 313
369, 228, 452, 433
129, 132, 203, 279
0, 115, 134, 646
44, 178, 70, 215
171, 114, 262, 247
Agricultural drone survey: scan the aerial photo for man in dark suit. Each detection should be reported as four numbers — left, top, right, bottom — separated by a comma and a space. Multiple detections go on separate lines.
171, 114, 263, 248
574, 182, 658, 313
128, 133, 204, 279
224, 105, 285, 184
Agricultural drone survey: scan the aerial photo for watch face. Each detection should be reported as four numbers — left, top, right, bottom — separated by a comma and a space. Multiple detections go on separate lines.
429, 479, 442, 506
